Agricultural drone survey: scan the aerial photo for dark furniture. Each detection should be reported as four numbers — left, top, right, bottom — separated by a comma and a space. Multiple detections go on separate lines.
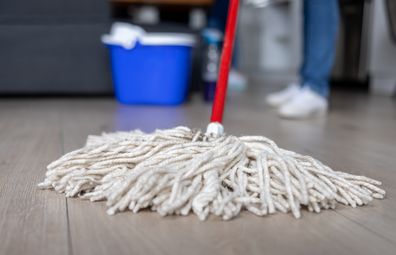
0, 1, 112, 94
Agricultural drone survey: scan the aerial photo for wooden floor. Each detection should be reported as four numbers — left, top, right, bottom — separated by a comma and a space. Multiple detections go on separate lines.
1, 89, 396, 255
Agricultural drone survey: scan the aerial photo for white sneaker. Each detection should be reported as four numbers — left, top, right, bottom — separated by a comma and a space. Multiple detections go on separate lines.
265, 83, 300, 108
278, 87, 328, 119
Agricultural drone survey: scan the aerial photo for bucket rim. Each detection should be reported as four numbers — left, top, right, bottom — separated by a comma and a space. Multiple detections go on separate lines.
140, 33, 196, 47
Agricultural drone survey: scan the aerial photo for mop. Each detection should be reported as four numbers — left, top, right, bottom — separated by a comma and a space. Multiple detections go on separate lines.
38, 0, 385, 220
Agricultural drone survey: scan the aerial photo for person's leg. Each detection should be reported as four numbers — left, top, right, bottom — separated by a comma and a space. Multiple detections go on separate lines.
208, 0, 240, 66
207, 0, 229, 31
300, 0, 339, 98
207, 0, 246, 90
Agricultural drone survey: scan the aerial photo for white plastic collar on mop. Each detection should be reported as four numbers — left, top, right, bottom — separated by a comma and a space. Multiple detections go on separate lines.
205, 122, 225, 137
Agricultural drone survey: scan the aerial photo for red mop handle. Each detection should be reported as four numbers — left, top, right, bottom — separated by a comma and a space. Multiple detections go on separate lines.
210, 0, 240, 124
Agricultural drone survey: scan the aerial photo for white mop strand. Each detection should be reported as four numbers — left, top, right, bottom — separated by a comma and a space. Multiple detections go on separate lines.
38, 126, 385, 220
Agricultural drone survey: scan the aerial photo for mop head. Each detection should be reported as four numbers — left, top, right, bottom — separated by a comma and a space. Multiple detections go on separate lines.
38, 127, 385, 220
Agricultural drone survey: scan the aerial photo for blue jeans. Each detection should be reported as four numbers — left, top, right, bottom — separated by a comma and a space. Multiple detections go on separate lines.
207, 0, 229, 31
207, 0, 239, 67
300, 0, 339, 98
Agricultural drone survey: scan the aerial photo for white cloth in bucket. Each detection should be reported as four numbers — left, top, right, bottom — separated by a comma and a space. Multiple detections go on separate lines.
101, 23, 146, 50
102, 23, 196, 49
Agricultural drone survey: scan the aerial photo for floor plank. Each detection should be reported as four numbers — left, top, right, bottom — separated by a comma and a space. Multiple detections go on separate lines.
0, 100, 69, 255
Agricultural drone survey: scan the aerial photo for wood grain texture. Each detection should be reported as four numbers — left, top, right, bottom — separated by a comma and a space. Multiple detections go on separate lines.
0, 100, 69, 255
0, 89, 395, 255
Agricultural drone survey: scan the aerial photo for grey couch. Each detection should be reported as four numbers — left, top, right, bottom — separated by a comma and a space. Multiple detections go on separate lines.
0, 0, 113, 94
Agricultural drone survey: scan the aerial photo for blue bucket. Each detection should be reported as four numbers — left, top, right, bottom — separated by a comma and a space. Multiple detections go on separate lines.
103, 27, 195, 105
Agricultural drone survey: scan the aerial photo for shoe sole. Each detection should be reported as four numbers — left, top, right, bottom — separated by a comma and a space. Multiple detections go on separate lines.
278, 107, 328, 120
265, 98, 291, 108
